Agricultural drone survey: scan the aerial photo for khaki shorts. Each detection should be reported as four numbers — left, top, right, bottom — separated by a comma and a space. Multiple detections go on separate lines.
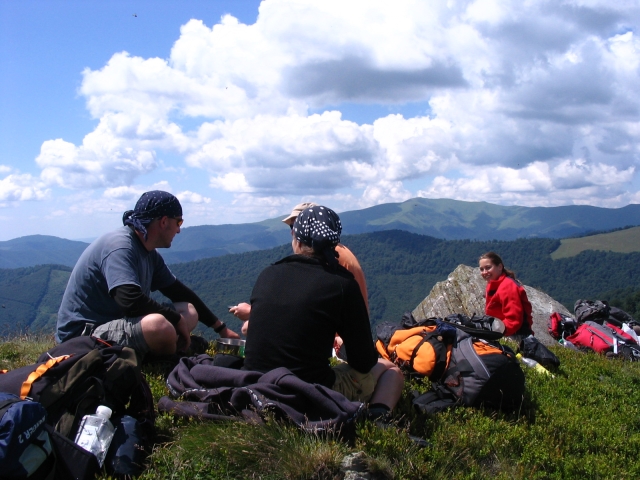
91, 316, 149, 355
332, 363, 376, 402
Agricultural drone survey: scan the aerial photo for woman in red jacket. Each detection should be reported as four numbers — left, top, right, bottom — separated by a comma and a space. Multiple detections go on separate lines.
479, 252, 534, 340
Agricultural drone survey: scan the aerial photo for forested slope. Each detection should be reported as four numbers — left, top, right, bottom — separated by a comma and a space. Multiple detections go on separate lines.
0, 265, 72, 335
167, 231, 640, 333
3, 231, 640, 335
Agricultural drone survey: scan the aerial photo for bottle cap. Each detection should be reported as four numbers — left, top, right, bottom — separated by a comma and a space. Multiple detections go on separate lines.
96, 405, 112, 419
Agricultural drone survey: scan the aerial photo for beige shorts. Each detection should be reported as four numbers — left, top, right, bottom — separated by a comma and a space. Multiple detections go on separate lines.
331, 363, 376, 402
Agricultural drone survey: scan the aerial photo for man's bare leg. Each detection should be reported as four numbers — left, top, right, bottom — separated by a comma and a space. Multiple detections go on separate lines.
140, 302, 198, 355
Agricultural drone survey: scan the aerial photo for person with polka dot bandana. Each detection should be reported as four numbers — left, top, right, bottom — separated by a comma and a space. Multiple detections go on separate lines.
230, 202, 369, 358
243, 206, 404, 419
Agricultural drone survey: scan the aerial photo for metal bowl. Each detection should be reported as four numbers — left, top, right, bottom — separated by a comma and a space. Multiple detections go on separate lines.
215, 338, 246, 357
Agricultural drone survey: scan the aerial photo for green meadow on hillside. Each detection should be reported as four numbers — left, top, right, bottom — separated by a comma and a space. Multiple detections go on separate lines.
551, 226, 640, 260
2, 335, 640, 479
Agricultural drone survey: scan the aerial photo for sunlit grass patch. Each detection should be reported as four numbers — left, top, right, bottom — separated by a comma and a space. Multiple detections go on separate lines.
0, 333, 55, 370
5, 335, 640, 478
141, 416, 349, 480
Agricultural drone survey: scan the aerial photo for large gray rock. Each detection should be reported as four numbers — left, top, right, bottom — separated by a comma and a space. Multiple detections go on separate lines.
412, 264, 571, 347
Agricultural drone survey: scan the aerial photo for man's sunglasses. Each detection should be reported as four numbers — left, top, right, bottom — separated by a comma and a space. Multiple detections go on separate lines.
155, 216, 183, 227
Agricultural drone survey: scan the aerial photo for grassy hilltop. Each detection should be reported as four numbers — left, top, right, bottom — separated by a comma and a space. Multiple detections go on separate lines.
3, 335, 640, 479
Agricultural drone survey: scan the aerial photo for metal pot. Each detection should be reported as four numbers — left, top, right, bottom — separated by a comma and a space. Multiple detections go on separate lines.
215, 338, 246, 357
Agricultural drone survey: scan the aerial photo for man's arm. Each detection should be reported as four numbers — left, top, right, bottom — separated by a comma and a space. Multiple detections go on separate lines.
160, 279, 239, 338
111, 283, 181, 326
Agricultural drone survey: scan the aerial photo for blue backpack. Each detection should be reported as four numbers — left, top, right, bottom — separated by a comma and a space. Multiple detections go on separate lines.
0, 392, 55, 479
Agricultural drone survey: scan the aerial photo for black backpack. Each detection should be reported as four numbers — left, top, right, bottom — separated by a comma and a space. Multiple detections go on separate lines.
519, 335, 560, 369
0, 336, 153, 438
574, 299, 610, 323
412, 326, 525, 414
607, 306, 639, 328
0, 336, 155, 479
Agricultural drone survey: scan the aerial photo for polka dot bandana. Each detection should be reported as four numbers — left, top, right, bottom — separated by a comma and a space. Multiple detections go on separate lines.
122, 190, 182, 239
292, 206, 342, 268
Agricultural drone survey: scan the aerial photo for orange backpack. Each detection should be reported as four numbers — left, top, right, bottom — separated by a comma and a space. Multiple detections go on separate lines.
376, 319, 456, 380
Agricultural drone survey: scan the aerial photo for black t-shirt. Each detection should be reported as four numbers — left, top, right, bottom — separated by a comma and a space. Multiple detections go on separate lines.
243, 254, 377, 387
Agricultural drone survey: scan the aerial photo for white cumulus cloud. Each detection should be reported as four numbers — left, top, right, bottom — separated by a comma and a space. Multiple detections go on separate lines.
0, 173, 49, 203
20, 0, 640, 225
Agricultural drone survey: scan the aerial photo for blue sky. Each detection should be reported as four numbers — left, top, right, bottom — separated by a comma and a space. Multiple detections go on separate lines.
1, 0, 640, 241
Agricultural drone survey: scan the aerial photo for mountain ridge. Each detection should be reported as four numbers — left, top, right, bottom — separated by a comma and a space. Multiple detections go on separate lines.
3, 197, 640, 268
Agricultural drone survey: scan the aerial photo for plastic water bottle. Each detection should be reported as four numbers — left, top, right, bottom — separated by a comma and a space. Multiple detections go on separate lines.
74, 405, 115, 467
622, 323, 640, 345
516, 353, 554, 377
559, 338, 579, 351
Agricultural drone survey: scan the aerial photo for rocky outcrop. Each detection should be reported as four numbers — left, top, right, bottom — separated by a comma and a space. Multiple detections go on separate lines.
412, 264, 571, 347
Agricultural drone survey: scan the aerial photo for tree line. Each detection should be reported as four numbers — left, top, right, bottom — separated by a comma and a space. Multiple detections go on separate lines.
3, 230, 640, 335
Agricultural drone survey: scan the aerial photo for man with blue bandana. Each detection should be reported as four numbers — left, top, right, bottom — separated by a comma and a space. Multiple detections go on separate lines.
56, 190, 239, 356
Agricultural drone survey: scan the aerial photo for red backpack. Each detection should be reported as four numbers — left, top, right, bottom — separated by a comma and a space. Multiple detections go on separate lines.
547, 312, 578, 340
565, 320, 639, 358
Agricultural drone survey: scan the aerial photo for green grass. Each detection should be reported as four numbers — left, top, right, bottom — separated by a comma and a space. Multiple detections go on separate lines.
0, 333, 56, 370
551, 226, 640, 259
3, 336, 640, 479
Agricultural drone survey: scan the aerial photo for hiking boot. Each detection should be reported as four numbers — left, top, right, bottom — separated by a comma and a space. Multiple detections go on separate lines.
365, 406, 392, 423
408, 435, 432, 448
142, 351, 181, 371
185, 335, 211, 356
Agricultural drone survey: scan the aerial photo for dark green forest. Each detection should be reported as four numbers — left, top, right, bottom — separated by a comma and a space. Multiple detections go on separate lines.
0, 264, 72, 335
163, 230, 640, 334
3, 230, 640, 336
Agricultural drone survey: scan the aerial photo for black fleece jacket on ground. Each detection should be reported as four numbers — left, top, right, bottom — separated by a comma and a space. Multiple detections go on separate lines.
243, 254, 377, 387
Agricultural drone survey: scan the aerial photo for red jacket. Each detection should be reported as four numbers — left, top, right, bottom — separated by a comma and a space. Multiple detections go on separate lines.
485, 274, 533, 337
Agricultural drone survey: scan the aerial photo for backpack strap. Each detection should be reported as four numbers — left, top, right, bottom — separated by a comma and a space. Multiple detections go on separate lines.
20, 355, 72, 400
409, 332, 449, 380
411, 386, 459, 415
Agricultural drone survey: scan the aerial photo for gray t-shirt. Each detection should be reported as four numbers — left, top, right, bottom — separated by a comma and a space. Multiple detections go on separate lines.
56, 226, 176, 343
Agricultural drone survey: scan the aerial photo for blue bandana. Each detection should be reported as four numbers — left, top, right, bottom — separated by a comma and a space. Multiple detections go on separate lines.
122, 190, 182, 240
292, 205, 342, 269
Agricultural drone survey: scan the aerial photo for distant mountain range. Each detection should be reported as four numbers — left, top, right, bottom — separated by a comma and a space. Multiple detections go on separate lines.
0, 236, 89, 269
2, 197, 640, 268
3, 229, 640, 336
